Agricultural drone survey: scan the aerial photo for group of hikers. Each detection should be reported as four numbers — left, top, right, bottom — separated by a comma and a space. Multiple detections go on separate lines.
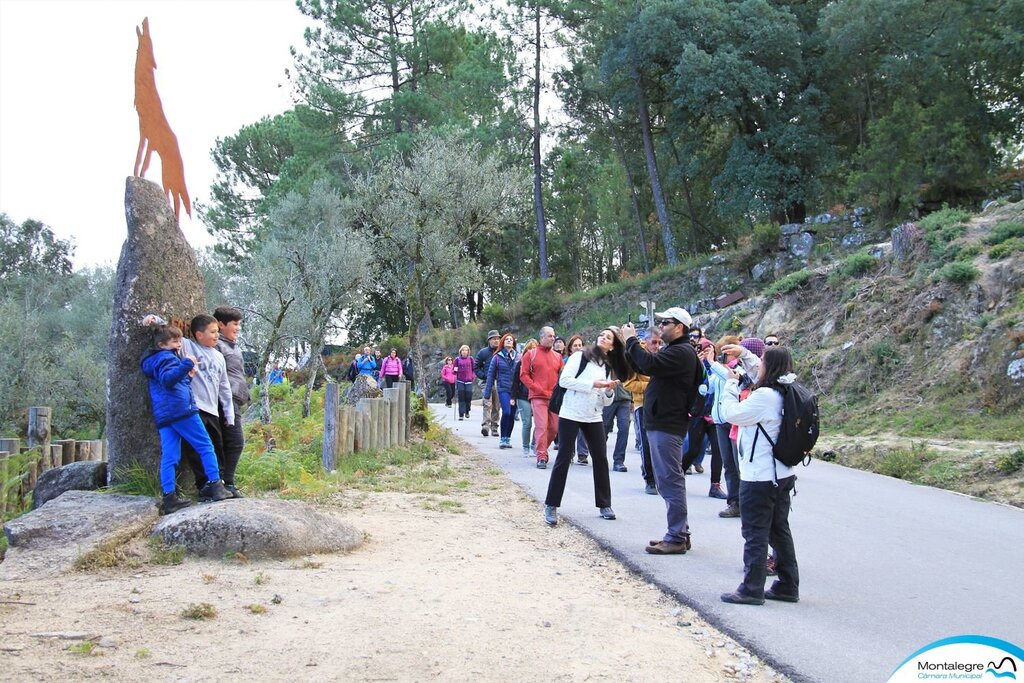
346, 346, 415, 389
443, 311, 801, 606
140, 308, 251, 516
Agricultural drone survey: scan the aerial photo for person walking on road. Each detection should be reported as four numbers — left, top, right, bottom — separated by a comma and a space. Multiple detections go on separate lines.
476, 330, 501, 436
543, 328, 630, 526
483, 333, 519, 449
520, 326, 563, 469
454, 345, 475, 420
440, 356, 456, 408
511, 339, 538, 457
718, 345, 800, 605
622, 308, 701, 555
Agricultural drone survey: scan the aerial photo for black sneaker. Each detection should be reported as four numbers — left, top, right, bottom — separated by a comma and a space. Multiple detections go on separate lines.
198, 480, 233, 503
644, 482, 658, 495
161, 491, 192, 515
225, 483, 245, 499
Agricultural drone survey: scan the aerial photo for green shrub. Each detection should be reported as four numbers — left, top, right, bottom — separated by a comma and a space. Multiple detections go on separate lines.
481, 302, 508, 329
934, 261, 979, 285
869, 340, 901, 369
517, 278, 561, 322
752, 223, 782, 253
982, 221, 1024, 246
988, 237, 1024, 260
919, 207, 971, 256
918, 207, 972, 233
877, 444, 930, 480
827, 251, 878, 286
763, 269, 814, 296
996, 449, 1024, 475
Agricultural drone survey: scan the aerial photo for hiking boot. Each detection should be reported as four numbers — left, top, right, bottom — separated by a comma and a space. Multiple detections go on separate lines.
160, 491, 192, 515
612, 463, 628, 472
225, 483, 245, 499
720, 591, 765, 606
644, 482, 658, 495
599, 507, 616, 520
198, 479, 233, 503
708, 483, 728, 499
765, 581, 798, 602
719, 503, 740, 518
694, 463, 705, 474
645, 540, 688, 555
481, 426, 489, 437
536, 457, 548, 470
543, 505, 557, 526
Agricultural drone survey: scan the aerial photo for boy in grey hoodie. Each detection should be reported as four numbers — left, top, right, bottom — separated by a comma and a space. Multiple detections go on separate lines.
214, 306, 250, 497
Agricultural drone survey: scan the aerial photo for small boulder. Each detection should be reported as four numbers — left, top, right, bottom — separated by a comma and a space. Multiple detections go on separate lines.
344, 374, 383, 405
151, 498, 362, 559
32, 461, 108, 509
1, 490, 158, 580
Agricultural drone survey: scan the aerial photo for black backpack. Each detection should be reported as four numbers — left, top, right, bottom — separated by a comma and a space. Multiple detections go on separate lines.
756, 381, 820, 467
345, 360, 358, 382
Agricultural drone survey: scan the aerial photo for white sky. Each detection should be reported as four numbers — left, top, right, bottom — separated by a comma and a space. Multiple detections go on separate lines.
0, 0, 309, 268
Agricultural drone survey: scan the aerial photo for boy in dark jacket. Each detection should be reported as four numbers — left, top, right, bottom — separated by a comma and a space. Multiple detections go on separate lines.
141, 321, 232, 514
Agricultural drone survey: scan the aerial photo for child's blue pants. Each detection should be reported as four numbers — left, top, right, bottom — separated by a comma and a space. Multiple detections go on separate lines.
159, 414, 221, 494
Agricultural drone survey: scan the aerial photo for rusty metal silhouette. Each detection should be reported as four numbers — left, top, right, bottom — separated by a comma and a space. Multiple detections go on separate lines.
133, 17, 191, 221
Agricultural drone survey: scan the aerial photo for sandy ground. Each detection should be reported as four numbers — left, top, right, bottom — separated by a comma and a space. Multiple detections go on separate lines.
1, 438, 788, 682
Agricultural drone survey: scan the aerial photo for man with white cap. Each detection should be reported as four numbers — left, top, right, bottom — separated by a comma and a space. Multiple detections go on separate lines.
621, 307, 701, 555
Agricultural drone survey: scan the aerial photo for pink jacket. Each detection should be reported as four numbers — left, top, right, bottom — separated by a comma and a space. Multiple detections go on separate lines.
381, 356, 403, 377
441, 364, 456, 383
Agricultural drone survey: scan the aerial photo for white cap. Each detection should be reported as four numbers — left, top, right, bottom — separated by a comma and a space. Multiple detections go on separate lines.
654, 306, 693, 328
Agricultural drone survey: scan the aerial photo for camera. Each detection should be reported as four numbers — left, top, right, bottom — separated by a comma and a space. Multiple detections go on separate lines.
734, 367, 753, 389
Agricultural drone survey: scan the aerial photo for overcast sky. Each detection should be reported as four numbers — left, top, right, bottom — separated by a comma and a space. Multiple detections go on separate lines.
0, 0, 310, 268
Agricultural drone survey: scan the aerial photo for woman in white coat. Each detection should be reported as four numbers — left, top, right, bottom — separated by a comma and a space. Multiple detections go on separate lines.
718, 346, 800, 605
543, 328, 631, 526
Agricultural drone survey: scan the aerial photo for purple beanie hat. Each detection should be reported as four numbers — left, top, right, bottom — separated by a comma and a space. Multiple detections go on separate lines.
740, 337, 765, 358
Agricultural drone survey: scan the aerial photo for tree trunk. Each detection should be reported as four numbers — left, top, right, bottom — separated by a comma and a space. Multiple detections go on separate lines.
632, 64, 678, 266
532, 1, 550, 278
302, 353, 321, 419
609, 122, 650, 273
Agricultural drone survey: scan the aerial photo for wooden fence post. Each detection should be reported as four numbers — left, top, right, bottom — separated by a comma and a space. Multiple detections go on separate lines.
402, 380, 412, 442
27, 406, 52, 451
322, 383, 340, 471
384, 388, 400, 448
354, 399, 368, 451
49, 444, 63, 471
343, 406, 355, 455
377, 398, 390, 449
56, 439, 76, 467
368, 399, 380, 451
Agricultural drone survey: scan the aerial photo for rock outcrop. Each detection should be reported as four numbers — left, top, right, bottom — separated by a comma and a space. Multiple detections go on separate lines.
152, 498, 362, 559
106, 177, 206, 487
32, 461, 107, 509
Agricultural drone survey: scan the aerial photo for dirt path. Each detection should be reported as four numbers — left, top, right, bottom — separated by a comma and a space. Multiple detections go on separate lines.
1, 436, 788, 682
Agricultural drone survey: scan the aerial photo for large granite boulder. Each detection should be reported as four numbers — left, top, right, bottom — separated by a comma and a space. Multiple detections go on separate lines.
344, 373, 383, 405
151, 498, 362, 559
1, 490, 158, 580
106, 177, 207, 487
32, 461, 107, 509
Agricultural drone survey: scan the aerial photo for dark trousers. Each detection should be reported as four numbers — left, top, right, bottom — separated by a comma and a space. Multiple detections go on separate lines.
182, 409, 223, 490
384, 375, 399, 389
545, 419, 610, 509
737, 476, 799, 599
635, 407, 655, 486
220, 402, 244, 485
456, 381, 473, 417
602, 399, 631, 466
683, 416, 723, 485
716, 423, 740, 505
444, 382, 456, 406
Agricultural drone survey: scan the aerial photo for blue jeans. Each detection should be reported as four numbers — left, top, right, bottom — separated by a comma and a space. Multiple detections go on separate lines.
716, 423, 740, 506
602, 399, 631, 466
160, 413, 220, 494
498, 391, 516, 438
517, 398, 533, 449
647, 430, 689, 543
737, 476, 799, 599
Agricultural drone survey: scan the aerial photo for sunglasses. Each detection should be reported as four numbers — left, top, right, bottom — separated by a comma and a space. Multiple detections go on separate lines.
688, 333, 700, 339
657, 320, 679, 327
764, 341, 780, 346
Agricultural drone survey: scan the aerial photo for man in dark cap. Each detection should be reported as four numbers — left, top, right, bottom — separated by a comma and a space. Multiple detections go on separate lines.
476, 330, 502, 436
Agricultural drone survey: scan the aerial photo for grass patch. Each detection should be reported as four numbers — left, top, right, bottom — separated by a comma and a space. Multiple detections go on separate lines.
827, 251, 878, 287
763, 269, 814, 296
181, 603, 217, 620
877, 444, 930, 480
919, 207, 971, 255
67, 641, 100, 656
422, 497, 465, 513
254, 571, 269, 585
826, 392, 1023, 441
147, 537, 186, 565
982, 221, 1024, 245
104, 460, 161, 497
135, 648, 152, 659
247, 604, 267, 615
988, 237, 1024, 259
74, 529, 145, 571
933, 261, 979, 285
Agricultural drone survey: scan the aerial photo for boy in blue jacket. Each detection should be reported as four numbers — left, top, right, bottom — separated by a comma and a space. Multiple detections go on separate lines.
141, 321, 232, 514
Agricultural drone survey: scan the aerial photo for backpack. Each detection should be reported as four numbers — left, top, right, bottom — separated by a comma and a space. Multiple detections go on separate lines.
345, 360, 358, 382
548, 356, 589, 415
756, 381, 820, 467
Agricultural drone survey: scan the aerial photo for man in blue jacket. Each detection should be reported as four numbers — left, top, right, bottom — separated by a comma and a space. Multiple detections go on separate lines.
476, 330, 501, 436
622, 307, 701, 555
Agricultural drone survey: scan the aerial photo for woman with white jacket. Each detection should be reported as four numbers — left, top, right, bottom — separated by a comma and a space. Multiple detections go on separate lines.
718, 346, 800, 606
543, 328, 631, 527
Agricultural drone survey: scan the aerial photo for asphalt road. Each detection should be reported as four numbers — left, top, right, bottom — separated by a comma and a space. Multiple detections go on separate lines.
431, 403, 1024, 683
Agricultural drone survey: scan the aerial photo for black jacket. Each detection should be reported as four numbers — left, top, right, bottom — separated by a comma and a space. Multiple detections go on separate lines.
475, 345, 496, 381
625, 335, 699, 436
